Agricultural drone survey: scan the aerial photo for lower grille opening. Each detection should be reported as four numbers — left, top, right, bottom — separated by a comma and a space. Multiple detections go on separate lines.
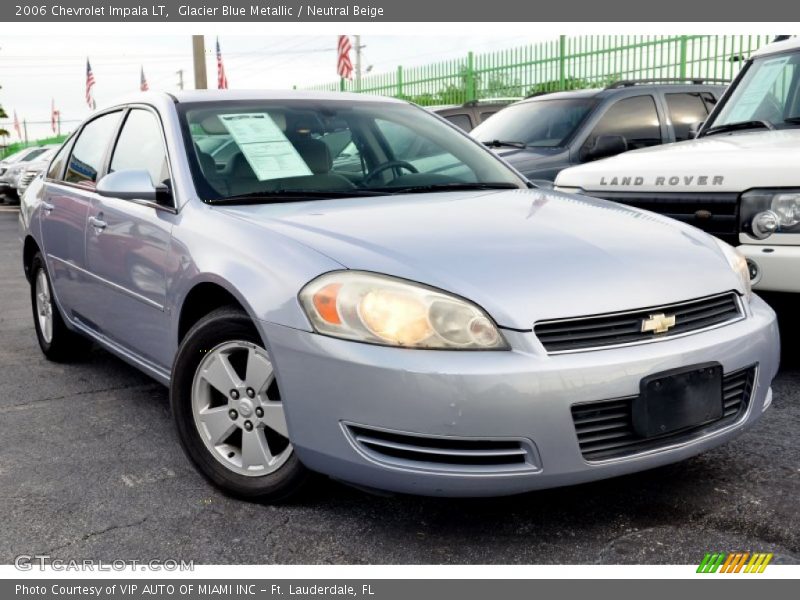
571, 365, 756, 461
346, 425, 538, 473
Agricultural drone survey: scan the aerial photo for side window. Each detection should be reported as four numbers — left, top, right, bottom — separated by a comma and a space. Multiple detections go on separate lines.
479, 111, 497, 122
443, 113, 473, 131
46, 139, 72, 180
65, 111, 122, 185
665, 93, 710, 141
110, 109, 169, 186
585, 95, 662, 152
700, 92, 718, 113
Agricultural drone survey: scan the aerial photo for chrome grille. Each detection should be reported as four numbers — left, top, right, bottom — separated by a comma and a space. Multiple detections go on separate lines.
534, 292, 742, 353
345, 424, 539, 473
571, 365, 756, 461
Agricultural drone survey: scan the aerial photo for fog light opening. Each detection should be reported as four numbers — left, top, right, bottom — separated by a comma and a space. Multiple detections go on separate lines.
746, 258, 761, 284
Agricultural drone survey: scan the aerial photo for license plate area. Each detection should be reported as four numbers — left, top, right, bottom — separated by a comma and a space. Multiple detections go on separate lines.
633, 363, 723, 438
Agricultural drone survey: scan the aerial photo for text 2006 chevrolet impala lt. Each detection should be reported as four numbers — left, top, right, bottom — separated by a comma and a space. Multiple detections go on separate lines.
19, 91, 779, 501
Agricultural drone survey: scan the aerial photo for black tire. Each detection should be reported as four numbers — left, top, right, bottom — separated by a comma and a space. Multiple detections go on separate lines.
30, 252, 91, 361
170, 306, 311, 503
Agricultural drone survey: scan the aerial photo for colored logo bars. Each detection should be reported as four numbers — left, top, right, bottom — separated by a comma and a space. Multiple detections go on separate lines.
697, 552, 773, 573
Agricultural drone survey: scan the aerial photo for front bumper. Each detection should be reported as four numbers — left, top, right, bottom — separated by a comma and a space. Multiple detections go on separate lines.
739, 243, 800, 293
259, 295, 780, 497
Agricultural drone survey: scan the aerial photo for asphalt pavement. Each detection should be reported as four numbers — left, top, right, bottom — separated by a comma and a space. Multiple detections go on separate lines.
0, 205, 798, 565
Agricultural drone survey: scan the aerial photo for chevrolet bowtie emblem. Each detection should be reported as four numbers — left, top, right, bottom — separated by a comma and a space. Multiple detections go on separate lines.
641, 313, 677, 334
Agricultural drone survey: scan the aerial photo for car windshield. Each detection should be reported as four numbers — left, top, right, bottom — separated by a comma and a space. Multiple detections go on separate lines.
18, 148, 49, 162
707, 50, 800, 132
178, 99, 526, 203
470, 98, 598, 147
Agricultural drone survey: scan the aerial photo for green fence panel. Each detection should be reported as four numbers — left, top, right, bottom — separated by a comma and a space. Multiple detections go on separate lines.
302, 35, 777, 106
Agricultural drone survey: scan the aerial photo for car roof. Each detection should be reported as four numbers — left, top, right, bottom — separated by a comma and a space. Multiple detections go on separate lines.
516, 83, 727, 106
751, 37, 800, 58
97, 89, 407, 113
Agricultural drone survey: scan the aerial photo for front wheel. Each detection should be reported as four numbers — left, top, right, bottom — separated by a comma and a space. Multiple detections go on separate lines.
170, 307, 310, 502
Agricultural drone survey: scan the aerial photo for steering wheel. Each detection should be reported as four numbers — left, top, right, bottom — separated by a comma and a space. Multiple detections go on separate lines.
363, 160, 419, 186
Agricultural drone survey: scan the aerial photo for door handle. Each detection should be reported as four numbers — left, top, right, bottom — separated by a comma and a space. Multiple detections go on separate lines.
88, 216, 107, 231
42, 201, 54, 214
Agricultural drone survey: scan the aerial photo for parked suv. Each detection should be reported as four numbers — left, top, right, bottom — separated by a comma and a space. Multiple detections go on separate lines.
433, 98, 520, 131
471, 80, 726, 182
555, 38, 800, 295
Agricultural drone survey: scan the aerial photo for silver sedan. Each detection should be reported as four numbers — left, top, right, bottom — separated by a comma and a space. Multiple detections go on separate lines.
19, 91, 779, 501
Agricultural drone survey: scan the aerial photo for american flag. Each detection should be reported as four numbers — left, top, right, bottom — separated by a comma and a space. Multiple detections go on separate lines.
140, 66, 149, 92
13, 111, 21, 139
51, 98, 59, 134
337, 35, 353, 80
85, 58, 96, 109
216, 38, 228, 90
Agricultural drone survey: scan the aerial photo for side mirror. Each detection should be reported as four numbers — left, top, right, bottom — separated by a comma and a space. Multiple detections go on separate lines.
583, 135, 628, 161
96, 169, 172, 206
688, 121, 705, 139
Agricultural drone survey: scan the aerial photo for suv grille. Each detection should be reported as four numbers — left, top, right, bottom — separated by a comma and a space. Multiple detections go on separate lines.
571, 365, 756, 461
345, 424, 539, 473
534, 292, 742, 353
591, 191, 740, 244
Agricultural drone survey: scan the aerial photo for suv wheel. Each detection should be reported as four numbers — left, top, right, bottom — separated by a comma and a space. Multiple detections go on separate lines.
171, 307, 310, 502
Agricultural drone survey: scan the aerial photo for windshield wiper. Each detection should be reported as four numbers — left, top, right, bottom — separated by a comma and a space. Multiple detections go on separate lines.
206, 189, 389, 205
482, 139, 527, 149
382, 182, 522, 195
703, 119, 775, 137
783, 116, 800, 124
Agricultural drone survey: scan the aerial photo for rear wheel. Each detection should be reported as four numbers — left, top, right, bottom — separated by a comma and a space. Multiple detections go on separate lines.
171, 307, 310, 502
30, 252, 90, 361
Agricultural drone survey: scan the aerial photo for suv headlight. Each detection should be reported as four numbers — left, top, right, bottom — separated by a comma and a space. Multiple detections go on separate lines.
299, 271, 508, 350
741, 189, 800, 239
713, 238, 751, 300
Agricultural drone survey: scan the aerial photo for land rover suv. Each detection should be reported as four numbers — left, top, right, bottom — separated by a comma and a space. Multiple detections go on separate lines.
555, 37, 800, 296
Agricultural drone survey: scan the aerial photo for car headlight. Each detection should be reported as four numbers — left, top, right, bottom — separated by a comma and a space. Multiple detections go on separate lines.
299, 271, 508, 350
741, 189, 800, 239
713, 238, 751, 300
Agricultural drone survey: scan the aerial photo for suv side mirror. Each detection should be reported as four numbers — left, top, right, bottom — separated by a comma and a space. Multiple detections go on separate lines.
688, 121, 705, 139
97, 169, 172, 206
583, 135, 628, 161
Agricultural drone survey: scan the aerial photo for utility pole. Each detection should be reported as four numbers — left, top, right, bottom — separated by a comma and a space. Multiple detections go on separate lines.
354, 35, 364, 92
176, 69, 184, 90
192, 35, 208, 90
22, 120, 28, 144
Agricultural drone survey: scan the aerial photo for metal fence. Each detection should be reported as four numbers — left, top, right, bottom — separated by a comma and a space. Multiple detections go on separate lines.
0, 135, 68, 159
304, 35, 775, 105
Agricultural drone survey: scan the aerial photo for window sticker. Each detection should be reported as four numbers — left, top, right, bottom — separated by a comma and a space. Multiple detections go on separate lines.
219, 113, 313, 181
724, 56, 791, 123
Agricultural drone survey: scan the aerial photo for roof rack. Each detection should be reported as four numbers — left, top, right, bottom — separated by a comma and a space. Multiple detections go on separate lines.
462, 97, 522, 107
524, 91, 556, 99
604, 77, 730, 89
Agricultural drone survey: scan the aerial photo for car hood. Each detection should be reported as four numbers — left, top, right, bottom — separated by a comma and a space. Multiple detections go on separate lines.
219, 190, 743, 329
555, 129, 800, 192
